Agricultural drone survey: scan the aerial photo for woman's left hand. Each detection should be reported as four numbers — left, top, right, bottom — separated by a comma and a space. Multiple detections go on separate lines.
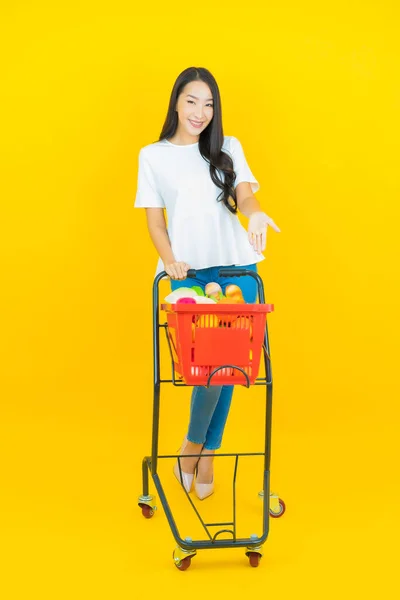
248, 211, 281, 254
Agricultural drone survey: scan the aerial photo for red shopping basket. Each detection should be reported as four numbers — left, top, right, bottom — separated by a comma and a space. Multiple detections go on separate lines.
161, 303, 274, 385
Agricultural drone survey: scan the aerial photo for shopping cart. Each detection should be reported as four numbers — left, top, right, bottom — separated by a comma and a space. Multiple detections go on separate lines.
138, 268, 285, 570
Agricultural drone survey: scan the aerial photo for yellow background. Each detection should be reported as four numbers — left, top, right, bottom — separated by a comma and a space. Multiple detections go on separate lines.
1, 1, 399, 597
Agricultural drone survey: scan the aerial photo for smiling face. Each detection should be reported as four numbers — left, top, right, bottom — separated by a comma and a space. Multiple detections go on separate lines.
175, 80, 214, 142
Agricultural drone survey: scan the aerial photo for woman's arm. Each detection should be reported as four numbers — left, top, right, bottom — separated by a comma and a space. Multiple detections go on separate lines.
145, 208, 190, 279
236, 182, 281, 254
236, 182, 263, 217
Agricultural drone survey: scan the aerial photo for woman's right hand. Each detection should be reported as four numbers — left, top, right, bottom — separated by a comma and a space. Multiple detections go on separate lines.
165, 261, 191, 280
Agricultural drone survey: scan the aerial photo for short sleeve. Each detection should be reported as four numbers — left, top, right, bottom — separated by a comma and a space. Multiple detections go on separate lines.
229, 137, 260, 194
134, 148, 165, 208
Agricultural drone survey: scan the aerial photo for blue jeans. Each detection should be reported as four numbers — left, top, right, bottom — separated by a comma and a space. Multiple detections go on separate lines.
171, 264, 258, 450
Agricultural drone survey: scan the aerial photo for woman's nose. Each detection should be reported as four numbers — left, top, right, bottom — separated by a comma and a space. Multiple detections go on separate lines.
194, 106, 205, 119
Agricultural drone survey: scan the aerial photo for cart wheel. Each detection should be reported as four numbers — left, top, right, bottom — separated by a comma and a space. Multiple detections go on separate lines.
139, 504, 154, 519
173, 547, 196, 570
248, 552, 262, 567
269, 498, 286, 518
175, 556, 192, 571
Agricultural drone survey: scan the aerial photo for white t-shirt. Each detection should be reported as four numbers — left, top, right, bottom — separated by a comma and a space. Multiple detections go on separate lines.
134, 135, 265, 276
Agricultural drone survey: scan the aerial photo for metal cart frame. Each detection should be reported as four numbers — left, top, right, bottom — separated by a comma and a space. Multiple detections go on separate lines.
138, 268, 285, 569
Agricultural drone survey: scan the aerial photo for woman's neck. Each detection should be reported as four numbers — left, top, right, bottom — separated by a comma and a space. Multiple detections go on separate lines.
167, 130, 199, 146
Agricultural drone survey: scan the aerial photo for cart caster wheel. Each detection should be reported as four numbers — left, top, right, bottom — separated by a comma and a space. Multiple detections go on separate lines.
248, 552, 262, 567
269, 498, 286, 518
173, 546, 196, 571
139, 504, 155, 519
138, 495, 156, 519
175, 556, 192, 571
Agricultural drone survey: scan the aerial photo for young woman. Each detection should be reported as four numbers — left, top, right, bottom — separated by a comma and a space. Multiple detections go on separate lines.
134, 66, 280, 500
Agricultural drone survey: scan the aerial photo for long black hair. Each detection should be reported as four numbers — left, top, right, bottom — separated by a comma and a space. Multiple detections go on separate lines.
159, 67, 238, 214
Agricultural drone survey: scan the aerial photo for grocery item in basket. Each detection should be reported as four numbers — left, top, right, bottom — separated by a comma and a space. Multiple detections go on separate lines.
192, 285, 205, 296
205, 282, 224, 301
193, 296, 217, 304
176, 297, 197, 304
224, 284, 245, 303
195, 314, 220, 328
217, 294, 245, 325
164, 288, 199, 303
164, 291, 216, 305
231, 315, 254, 339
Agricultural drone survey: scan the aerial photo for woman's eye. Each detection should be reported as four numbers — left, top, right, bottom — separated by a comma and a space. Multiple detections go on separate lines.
187, 100, 213, 107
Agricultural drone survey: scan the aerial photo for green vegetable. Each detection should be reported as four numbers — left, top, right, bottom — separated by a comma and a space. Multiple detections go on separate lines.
192, 285, 205, 296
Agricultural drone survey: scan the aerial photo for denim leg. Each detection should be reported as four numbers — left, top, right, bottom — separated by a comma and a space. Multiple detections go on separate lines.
170, 264, 258, 450
203, 385, 235, 450
201, 264, 258, 449
186, 385, 223, 445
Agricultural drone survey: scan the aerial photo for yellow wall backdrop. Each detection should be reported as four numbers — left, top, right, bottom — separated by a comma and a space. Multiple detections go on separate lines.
1, 1, 399, 597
